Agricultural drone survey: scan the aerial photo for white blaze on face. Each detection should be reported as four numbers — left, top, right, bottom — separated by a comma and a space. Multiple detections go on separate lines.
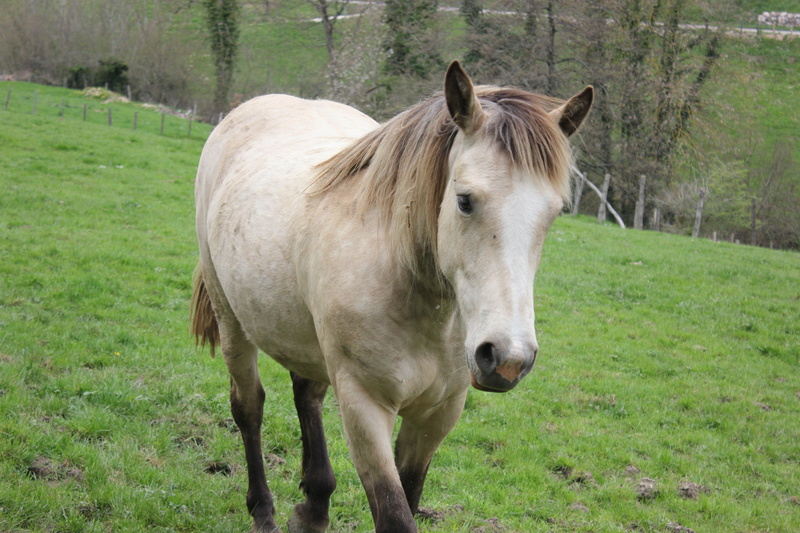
497, 173, 563, 347
438, 134, 565, 387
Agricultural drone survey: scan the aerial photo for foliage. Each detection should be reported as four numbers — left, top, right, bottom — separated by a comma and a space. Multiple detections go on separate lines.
1, 81, 799, 532
94, 58, 130, 93
0, 0, 197, 108
382, 0, 443, 78
203, 0, 242, 116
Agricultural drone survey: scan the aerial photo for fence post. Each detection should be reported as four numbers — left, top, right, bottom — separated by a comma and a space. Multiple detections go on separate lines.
652, 207, 660, 231
597, 173, 611, 223
634, 174, 646, 230
108, 108, 113, 126
4, 87, 10, 111
572, 170, 585, 216
692, 187, 706, 238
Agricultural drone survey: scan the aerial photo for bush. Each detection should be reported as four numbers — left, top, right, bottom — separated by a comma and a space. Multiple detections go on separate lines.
95, 58, 129, 93
66, 66, 92, 89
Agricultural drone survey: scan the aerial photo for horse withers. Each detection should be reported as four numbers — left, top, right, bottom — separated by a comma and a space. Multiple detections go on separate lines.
192, 61, 592, 532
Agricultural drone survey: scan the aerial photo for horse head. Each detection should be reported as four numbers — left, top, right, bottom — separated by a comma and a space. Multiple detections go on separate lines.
437, 61, 593, 392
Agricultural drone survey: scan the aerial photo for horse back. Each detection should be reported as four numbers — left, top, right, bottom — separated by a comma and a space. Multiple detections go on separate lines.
194, 95, 378, 381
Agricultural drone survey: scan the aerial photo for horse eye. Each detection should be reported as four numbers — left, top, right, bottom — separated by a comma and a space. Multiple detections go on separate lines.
457, 194, 473, 215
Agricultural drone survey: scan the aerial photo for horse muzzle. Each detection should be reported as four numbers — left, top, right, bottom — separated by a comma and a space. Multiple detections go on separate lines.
468, 340, 537, 393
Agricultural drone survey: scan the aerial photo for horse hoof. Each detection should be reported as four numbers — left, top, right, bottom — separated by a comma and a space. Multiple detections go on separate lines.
287, 507, 328, 533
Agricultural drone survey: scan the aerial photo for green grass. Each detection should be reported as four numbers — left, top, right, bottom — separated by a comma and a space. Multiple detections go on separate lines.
702, 35, 800, 156
1, 83, 799, 532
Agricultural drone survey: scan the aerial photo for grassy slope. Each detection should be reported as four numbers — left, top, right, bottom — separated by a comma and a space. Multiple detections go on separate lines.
1, 83, 799, 532
703, 35, 800, 154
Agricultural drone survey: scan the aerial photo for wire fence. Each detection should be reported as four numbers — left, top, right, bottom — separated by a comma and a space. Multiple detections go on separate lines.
1, 82, 211, 140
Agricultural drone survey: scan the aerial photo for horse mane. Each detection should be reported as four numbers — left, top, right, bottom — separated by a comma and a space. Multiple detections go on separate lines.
313, 86, 573, 276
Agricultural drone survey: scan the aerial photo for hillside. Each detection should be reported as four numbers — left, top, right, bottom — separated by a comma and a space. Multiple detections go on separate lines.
1, 83, 799, 532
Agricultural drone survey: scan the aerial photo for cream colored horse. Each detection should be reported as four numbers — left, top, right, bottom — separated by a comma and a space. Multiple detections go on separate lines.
192, 61, 592, 533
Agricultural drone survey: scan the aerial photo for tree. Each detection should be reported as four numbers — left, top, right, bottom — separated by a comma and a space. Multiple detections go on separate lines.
203, 0, 241, 118
744, 142, 800, 248
382, 0, 442, 78
307, 0, 350, 64
562, 0, 722, 224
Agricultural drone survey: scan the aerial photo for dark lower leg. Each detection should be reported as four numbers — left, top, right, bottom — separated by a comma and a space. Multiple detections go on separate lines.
230, 378, 280, 532
396, 458, 431, 515
394, 393, 466, 517
289, 373, 336, 532
364, 478, 418, 533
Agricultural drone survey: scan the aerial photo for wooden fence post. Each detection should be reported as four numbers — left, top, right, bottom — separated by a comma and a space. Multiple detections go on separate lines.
108, 108, 113, 126
634, 174, 646, 230
692, 187, 706, 238
188, 103, 197, 137
597, 173, 611, 223
571, 167, 626, 228
4, 87, 10, 111
572, 170, 585, 216
652, 207, 660, 231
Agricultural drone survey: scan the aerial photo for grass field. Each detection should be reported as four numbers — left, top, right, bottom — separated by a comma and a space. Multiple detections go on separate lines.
1, 83, 799, 532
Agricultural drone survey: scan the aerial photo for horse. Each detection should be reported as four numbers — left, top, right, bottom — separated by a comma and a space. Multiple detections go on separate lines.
191, 61, 592, 533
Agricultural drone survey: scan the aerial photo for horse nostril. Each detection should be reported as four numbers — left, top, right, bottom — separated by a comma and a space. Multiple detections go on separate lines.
475, 342, 497, 373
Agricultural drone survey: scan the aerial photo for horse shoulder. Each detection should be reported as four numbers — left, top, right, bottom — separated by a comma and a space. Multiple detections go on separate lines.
296, 196, 467, 406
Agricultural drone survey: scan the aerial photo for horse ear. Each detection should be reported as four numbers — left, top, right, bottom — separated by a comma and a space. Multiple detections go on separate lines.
445, 61, 485, 133
549, 86, 594, 137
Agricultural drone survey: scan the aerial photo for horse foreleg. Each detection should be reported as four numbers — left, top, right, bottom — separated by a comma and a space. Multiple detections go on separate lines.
287, 372, 336, 533
334, 374, 417, 533
225, 337, 281, 533
395, 392, 467, 514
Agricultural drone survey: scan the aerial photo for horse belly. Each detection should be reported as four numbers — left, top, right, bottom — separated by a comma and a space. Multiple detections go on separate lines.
207, 164, 329, 382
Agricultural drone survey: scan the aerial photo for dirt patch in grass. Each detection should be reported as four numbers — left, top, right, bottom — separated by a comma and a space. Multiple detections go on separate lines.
417, 504, 464, 524
470, 517, 507, 532
568, 502, 590, 513
635, 478, 659, 501
27, 456, 85, 484
204, 461, 233, 476
552, 464, 573, 479
667, 521, 696, 533
678, 481, 710, 499
266, 453, 286, 469
569, 471, 598, 489
624, 464, 640, 477
754, 401, 773, 411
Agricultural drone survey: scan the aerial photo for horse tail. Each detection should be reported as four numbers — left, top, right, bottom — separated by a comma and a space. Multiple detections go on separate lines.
190, 262, 220, 356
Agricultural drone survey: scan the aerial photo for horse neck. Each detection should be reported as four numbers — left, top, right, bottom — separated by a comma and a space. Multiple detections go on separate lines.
407, 248, 453, 304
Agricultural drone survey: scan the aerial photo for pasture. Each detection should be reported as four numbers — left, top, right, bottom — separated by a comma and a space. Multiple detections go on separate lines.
1, 82, 799, 532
